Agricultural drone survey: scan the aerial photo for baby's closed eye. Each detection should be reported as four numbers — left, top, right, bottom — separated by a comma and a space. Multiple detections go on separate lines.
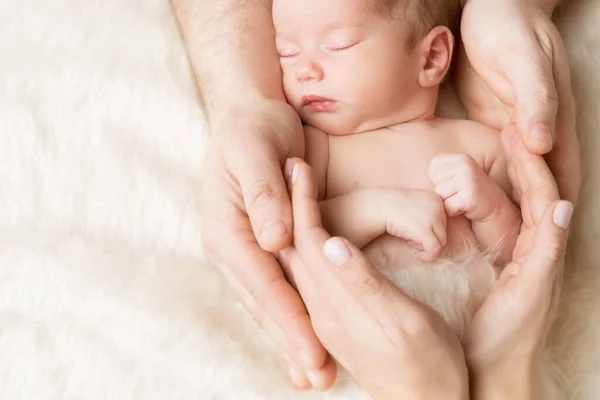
278, 48, 299, 60
324, 40, 359, 52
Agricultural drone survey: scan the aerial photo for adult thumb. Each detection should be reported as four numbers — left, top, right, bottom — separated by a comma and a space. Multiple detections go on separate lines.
508, 46, 558, 155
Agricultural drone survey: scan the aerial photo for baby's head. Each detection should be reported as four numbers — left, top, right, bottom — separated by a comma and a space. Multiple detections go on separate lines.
273, 0, 461, 135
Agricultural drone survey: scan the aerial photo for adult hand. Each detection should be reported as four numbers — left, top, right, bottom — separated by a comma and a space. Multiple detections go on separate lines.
456, 0, 580, 204
279, 158, 469, 400
201, 100, 335, 385
463, 125, 573, 397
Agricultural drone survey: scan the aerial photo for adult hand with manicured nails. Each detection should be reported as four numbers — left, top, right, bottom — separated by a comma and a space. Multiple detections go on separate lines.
464, 125, 573, 399
281, 127, 573, 398
280, 158, 470, 400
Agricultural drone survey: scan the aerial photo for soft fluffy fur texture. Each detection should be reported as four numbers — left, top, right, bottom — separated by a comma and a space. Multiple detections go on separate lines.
0, 0, 599, 398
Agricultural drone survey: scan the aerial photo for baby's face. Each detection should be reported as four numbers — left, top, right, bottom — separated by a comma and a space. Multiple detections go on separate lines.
273, 0, 423, 135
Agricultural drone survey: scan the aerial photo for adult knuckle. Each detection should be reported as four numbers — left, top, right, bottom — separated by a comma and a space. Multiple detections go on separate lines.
533, 81, 558, 109
536, 28, 554, 59
402, 310, 435, 341
246, 180, 280, 210
354, 272, 384, 298
545, 240, 566, 263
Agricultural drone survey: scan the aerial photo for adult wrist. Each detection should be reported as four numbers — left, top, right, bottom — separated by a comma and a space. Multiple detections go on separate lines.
206, 94, 286, 133
366, 370, 469, 400
469, 358, 540, 400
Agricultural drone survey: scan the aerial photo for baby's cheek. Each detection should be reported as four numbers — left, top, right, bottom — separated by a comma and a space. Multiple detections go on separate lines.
281, 76, 294, 98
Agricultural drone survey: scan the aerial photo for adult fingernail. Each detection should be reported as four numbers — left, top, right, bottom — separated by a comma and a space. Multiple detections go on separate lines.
261, 220, 287, 244
291, 164, 299, 184
324, 237, 351, 267
306, 369, 321, 389
278, 248, 288, 262
553, 201, 574, 229
284, 158, 293, 179
288, 364, 303, 386
300, 351, 317, 370
530, 124, 553, 144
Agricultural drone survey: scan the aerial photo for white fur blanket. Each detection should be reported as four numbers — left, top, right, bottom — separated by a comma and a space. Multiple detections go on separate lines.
1, 0, 599, 398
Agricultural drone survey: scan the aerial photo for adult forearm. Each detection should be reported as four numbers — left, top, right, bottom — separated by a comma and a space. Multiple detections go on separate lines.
171, 0, 284, 124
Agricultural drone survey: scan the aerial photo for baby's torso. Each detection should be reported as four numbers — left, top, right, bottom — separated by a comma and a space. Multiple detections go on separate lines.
318, 118, 504, 268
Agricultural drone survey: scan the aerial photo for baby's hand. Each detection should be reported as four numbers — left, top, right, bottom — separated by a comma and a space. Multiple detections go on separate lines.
378, 189, 448, 262
428, 154, 500, 222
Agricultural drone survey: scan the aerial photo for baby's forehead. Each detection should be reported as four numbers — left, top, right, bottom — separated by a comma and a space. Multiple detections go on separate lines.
273, 0, 395, 38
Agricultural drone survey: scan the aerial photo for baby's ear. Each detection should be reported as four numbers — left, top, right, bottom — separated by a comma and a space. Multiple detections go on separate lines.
417, 26, 454, 88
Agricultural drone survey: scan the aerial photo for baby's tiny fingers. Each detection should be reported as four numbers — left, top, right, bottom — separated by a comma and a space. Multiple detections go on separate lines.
407, 240, 425, 250
418, 229, 442, 262
432, 220, 448, 249
443, 193, 468, 217
433, 180, 459, 200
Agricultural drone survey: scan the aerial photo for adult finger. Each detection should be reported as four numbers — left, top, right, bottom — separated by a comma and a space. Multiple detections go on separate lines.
505, 36, 557, 154
202, 169, 326, 371
287, 158, 323, 233
227, 136, 293, 253
513, 200, 572, 298
501, 124, 559, 225
544, 29, 581, 205
288, 160, 415, 318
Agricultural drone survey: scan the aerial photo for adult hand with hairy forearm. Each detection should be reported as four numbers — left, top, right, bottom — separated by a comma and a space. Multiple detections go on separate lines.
456, 0, 580, 205
171, 0, 336, 390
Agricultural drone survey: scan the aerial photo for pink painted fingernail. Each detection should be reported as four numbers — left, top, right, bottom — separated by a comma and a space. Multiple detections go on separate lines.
291, 164, 299, 184
306, 369, 321, 388
284, 158, 293, 178
553, 201, 573, 229
324, 237, 351, 267
288, 364, 302, 385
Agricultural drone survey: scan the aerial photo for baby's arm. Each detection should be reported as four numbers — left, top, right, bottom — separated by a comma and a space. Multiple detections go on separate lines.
302, 126, 446, 262
320, 188, 448, 262
429, 154, 520, 266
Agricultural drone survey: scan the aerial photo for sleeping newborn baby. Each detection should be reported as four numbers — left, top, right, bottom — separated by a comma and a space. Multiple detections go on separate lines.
273, 0, 522, 336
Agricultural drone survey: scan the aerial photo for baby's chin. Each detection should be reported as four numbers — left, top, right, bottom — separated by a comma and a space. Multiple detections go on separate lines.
375, 249, 497, 338
300, 110, 372, 136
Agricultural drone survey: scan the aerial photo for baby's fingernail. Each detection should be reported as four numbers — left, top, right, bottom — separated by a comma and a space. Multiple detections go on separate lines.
553, 201, 574, 229
284, 158, 293, 178
324, 237, 351, 267
530, 124, 553, 144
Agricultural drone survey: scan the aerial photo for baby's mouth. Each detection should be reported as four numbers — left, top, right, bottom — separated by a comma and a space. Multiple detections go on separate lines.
301, 94, 337, 112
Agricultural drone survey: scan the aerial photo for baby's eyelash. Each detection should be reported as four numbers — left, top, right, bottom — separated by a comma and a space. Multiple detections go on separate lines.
329, 42, 358, 52
279, 52, 298, 60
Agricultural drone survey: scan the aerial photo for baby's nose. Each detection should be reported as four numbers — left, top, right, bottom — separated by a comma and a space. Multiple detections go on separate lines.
295, 59, 324, 83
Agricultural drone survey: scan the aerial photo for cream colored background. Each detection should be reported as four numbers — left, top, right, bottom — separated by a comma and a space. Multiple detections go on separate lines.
0, 0, 598, 398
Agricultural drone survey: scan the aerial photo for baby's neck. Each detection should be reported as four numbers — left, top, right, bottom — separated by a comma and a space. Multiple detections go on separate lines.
354, 99, 438, 134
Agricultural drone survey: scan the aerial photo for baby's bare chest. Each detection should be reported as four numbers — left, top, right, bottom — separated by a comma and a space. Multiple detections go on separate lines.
325, 131, 482, 198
